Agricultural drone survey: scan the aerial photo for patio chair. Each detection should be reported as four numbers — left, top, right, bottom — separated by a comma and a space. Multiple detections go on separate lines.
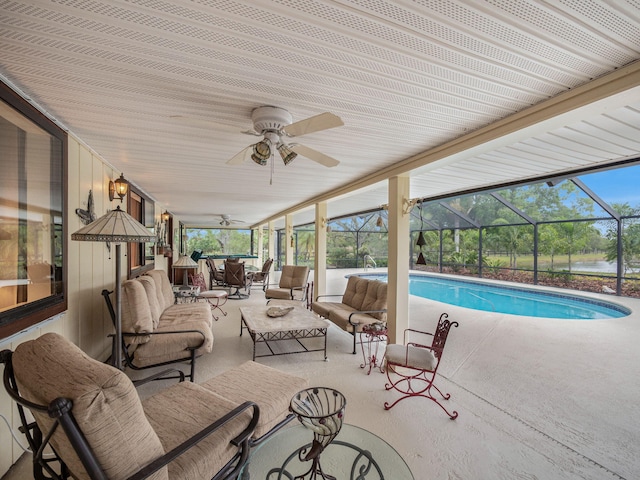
1, 333, 259, 480
264, 265, 310, 301
206, 258, 226, 287
224, 261, 252, 299
190, 272, 228, 321
247, 258, 273, 291
383, 312, 459, 419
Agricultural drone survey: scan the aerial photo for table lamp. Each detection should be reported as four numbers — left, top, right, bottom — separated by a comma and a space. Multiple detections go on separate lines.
72, 205, 156, 370
173, 254, 198, 286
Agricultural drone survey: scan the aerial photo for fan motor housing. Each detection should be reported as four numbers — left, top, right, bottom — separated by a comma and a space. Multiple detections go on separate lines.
251, 106, 292, 133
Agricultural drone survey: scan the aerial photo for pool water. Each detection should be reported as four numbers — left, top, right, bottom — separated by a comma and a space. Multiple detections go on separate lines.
358, 273, 630, 319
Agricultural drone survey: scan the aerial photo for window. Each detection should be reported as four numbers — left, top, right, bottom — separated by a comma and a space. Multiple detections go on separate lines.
0, 81, 67, 338
127, 187, 155, 277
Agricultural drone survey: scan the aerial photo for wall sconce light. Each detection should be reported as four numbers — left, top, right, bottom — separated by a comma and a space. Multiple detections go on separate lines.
109, 173, 129, 202
161, 210, 170, 223
290, 235, 295, 248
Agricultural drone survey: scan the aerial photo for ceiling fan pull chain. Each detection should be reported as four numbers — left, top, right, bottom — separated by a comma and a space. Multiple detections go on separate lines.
270, 153, 274, 185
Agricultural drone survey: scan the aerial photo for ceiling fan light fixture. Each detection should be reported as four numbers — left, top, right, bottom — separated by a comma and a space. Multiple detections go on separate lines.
251, 153, 268, 166
253, 138, 271, 160
277, 143, 297, 165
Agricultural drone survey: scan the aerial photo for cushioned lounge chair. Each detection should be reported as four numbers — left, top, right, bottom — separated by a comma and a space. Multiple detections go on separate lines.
264, 265, 309, 302
1, 333, 259, 480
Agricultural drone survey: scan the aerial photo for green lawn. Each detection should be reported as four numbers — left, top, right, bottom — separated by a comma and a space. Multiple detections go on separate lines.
486, 252, 607, 270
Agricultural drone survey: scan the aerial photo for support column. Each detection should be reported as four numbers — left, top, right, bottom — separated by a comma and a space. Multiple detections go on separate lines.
387, 175, 411, 346
285, 214, 294, 265
314, 202, 327, 300
268, 221, 276, 266
256, 226, 264, 265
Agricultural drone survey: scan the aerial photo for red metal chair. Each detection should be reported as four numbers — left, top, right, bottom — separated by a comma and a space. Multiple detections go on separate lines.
383, 313, 459, 418
189, 272, 228, 320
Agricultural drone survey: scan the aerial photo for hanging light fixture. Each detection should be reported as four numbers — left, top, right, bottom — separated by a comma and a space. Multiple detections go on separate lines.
416, 200, 426, 247
161, 210, 170, 223
108, 173, 129, 202
277, 143, 297, 165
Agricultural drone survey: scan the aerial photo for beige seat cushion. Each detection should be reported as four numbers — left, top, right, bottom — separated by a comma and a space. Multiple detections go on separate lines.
143, 381, 253, 479
137, 275, 162, 328
360, 279, 388, 322
201, 361, 308, 439
341, 276, 369, 310
198, 289, 228, 299
146, 269, 176, 311
277, 265, 309, 289
161, 302, 213, 327
13, 333, 167, 480
311, 300, 344, 319
328, 306, 380, 332
121, 279, 154, 345
264, 287, 298, 300
385, 343, 437, 371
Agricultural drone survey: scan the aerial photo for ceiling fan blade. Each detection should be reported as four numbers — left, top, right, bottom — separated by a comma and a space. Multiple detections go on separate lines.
226, 146, 252, 165
283, 112, 343, 137
290, 144, 340, 167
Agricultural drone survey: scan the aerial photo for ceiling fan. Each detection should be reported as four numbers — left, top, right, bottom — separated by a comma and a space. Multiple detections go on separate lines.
216, 214, 245, 226
226, 106, 344, 168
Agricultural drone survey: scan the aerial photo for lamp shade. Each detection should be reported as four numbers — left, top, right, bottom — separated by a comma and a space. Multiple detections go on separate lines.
253, 139, 271, 160
71, 205, 156, 243
277, 143, 297, 165
173, 254, 198, 268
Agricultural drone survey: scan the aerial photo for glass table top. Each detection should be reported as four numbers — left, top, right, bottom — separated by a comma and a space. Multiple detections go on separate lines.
239, 423, 414, 479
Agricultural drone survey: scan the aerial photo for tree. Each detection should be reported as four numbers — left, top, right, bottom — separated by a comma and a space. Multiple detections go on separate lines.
604, 203, 640, 274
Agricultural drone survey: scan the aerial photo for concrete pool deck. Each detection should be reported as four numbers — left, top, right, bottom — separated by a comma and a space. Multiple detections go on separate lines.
4, 268, 639, 479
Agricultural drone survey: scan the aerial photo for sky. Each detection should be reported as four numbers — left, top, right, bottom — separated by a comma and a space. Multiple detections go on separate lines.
578, 164, 640, 207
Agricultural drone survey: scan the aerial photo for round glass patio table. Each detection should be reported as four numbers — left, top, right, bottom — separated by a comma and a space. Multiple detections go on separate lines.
239, 423, 413, 479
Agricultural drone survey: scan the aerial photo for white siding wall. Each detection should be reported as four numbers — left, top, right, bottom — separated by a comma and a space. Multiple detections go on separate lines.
0, 134, 166, 477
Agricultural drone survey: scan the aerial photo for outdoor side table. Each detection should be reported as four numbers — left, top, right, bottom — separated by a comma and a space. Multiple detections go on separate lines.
360, 323, 387, 374
172, 285, 200, 303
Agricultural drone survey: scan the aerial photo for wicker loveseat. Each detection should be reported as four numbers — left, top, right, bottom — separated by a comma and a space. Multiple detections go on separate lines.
103, 269, 214, 381
312, 275, 387, 353
1, 332, 308, 480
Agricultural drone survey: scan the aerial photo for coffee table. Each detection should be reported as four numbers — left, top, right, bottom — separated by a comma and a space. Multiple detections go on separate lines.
239, 306, 330, 360
239, 423, 414, 479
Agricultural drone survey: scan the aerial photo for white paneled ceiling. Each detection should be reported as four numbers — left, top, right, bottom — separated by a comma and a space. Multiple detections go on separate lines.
1, 0, 640, 228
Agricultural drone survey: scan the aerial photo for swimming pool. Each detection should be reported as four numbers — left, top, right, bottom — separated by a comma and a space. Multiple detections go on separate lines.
356, 273, 630, 319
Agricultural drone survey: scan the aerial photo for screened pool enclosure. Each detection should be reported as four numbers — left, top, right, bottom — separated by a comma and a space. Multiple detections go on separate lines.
185, 160, 640, 298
